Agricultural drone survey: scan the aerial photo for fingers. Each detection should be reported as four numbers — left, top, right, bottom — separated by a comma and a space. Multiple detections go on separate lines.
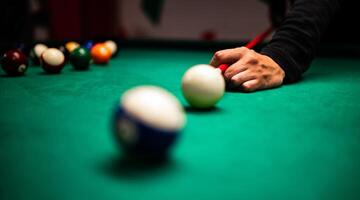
224, 62, 247, 80
230, 70, 256, 87
210, 47, 248, 67
223, 50, 259, 80
230, 77, 263, 92
242, 79, 262, 92
210, 47, 285, 93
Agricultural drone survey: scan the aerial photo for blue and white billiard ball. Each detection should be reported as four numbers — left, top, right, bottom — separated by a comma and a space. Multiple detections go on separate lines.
114, 86, 186, 158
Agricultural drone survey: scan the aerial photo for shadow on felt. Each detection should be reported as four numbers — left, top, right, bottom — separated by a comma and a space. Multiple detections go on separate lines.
184, 105, 223, 113
99, 153, 179, 180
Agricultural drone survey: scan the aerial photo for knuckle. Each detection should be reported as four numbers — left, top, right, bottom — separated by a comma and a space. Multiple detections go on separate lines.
262, 74, 271, 82
236, 47, 248, 52
224, 71, 232, 80
255, 68, 263, 74
214, 51, 223, 59
242, 84, 254, 92
246, 53, 257, 60
244, 54, 258, 64
243, 83, 252, 90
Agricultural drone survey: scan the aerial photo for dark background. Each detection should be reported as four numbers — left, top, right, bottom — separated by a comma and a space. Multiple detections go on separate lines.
0, 0, 359, 56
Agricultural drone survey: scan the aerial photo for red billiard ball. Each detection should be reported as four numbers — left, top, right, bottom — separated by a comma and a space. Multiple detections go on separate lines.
1, 50, 28, 76
40, 48, 65, 74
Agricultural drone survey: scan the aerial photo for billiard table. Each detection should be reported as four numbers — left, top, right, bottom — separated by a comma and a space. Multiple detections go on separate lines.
1, 42, 360, 200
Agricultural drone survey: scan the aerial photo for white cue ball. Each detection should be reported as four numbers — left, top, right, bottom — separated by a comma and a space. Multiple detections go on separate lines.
181, 64, 225, 109
104, 40, 117, 55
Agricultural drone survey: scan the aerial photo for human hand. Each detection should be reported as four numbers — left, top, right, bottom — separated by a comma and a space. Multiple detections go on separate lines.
210, 47, 285, 92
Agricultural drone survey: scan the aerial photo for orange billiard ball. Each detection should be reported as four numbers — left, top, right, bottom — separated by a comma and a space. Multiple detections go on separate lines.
65, 41, 80, 53
90, 43, 112, 64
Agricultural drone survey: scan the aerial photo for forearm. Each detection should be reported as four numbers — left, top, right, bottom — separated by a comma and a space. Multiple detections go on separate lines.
261, 0, 342, 83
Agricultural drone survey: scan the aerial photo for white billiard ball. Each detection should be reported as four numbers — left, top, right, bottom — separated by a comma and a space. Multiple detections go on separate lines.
40, 48, 65, 74
104, 40, 118, 56
182, 64, 225, 109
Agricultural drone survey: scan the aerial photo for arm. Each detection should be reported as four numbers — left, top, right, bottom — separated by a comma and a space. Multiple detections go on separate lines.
261, 0, 343, 83
210, 0, 343, 92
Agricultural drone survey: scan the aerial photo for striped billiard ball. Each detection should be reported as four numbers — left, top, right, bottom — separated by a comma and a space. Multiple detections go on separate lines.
1, 50, 28, 76
40, 48, 65, 74
114, 86, 186, 159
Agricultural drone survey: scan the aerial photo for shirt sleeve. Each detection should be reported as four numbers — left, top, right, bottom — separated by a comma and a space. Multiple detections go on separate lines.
261, 0, 343, 83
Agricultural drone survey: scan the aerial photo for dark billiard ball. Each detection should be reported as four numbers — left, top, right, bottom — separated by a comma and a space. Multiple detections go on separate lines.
30, 43, 48, 65
69, 47, 91, 70
82, 40, 94, 51
40, 48, 65, 74
114, 86, 186, 159
15, 43, 30, 55
1, 50, 28, 76
58, 45, 70, 61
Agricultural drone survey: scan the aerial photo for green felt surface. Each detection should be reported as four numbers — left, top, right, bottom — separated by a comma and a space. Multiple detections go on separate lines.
1, 48, 360, 200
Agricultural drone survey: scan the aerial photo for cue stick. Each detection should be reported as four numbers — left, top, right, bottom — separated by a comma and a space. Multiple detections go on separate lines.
217, 26, 274, 73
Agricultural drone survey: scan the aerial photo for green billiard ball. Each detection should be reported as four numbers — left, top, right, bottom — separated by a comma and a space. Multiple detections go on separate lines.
69, 47, 91, 70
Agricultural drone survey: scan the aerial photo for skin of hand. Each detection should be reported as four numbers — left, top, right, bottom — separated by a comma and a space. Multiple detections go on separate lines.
210, 47, 285, 92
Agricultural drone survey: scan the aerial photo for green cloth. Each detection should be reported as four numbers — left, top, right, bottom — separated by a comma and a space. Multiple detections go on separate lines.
1, 48, 360, 200
141, 0, 164, 25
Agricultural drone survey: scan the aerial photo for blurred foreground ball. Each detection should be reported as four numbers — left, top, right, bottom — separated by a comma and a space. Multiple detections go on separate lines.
114, 86, 186, 158
182, 64, 225, 109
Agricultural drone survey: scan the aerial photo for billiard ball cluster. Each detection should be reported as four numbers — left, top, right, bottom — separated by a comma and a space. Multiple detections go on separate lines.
1, 40, 118, 76
2, 40, 226, 161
